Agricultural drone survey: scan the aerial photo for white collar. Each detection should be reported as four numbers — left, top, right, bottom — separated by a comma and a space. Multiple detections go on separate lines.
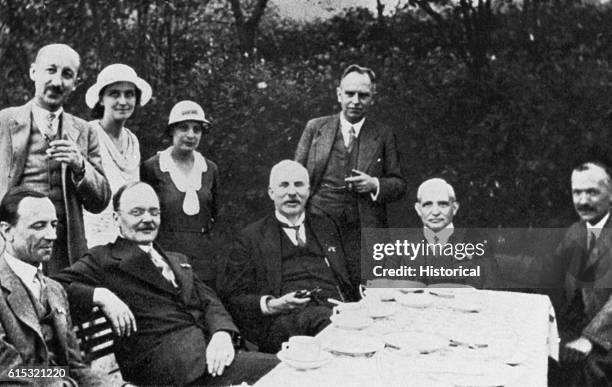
3, 251, 40, 286
339, 113, 365, 138
423, 223, 455, 245
275, 211, 305, 227
137, 243, 154, 253
32, 103, 63, 133
587, 212, 610, 239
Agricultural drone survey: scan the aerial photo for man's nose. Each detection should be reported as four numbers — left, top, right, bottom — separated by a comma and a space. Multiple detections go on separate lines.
45, 225, 57, 241
287, 184, 297, 195
49, 73, 62, 86
577, 192, 589, 204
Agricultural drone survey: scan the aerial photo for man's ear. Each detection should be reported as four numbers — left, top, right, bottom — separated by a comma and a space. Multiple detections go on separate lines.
29, 64, 36, 82
0, 221, 13, 243
336, 87, 342, 104
452, 201, 460, 217
267, 187, 274, 201
414, 202, 422, 217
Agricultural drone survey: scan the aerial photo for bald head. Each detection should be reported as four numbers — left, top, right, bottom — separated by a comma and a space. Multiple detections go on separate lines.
268, 160, 310, 221
415, 178, 459, 232
29, 44, 80, 111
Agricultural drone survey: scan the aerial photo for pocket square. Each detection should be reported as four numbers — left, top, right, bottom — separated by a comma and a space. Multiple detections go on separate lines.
180, 263, 192, 268
328, 246, 337, 253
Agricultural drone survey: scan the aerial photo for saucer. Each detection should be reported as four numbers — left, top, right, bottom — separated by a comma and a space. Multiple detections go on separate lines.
396, 293, 436, 308
326, 335, 384, 357
277, 350, 332, 370
330, 314, 373, 330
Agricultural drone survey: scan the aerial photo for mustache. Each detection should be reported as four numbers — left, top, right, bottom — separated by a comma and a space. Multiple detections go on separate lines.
46, 86, 63, 94
577, 204, 596, 212
137, 222, 158, 231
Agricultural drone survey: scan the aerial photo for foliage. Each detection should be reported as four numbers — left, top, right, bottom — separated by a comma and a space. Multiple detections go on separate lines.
2, 0, 612, 250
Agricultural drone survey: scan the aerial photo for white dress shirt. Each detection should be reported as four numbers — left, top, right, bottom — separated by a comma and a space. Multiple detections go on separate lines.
32, 103, 63, 137
4, 252, 43, 300
137, 244, 178, 288
423, 223, 455, 245
587, 212, 610, 243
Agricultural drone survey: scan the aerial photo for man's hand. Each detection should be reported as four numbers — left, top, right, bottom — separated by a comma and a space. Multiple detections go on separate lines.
266, 292, 311, 315
206, 331, 235, 377
47, 139, 84, 172
562, 337, 593, 362
93, 288, 137, 337
345, 169, 377, 194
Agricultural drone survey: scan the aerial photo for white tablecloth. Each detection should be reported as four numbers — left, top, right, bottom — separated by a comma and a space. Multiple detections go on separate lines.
255, 290, 558, 387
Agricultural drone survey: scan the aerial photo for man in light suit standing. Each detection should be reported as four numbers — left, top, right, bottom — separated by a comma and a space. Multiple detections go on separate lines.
295, 64, 406, 286
0, 43, 111, 273
0, 187, 115, 386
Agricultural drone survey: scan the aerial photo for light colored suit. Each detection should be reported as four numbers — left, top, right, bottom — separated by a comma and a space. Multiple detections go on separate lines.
0, 101, 111, 268
0, 254, 111, 386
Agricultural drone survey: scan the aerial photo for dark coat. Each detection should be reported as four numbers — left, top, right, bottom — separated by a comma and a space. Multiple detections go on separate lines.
0, 255, 110, 386
295, 113, 406, 228
222, 213, 357, 346
0, 101, 111, 266
53, 238, 238, 385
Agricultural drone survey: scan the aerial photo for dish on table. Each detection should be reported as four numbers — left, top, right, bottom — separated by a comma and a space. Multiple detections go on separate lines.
277, 349, 332, 370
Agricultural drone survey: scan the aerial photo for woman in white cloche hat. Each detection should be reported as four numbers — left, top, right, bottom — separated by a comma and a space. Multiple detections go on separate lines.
83, 63, 152, 247
141, 100, 220, 289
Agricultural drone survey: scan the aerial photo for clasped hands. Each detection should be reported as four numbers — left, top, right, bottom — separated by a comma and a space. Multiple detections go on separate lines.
47, 139, 84, 173
266, 291, 311, 314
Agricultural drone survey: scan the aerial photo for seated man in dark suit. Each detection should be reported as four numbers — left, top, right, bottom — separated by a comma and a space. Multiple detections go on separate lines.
0, 187, 117, 386
223, 160, 358, 353
53, 182, 277, 386
546, 162, 612, 386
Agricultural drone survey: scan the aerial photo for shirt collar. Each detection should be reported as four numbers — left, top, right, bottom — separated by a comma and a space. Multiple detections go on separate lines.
339, 113, 365, 138
32, 102, 63, 122
587, 212, 610, 239
275, 211, 305, 227
136, 243, 154, 254
423, 223, 454, 245
3, 251, 40, 285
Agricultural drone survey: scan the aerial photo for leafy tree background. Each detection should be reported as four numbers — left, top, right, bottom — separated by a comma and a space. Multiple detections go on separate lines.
2, 0, 611, 285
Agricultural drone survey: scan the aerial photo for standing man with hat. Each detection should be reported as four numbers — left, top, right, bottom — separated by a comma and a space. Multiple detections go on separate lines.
0, 43, 110, 273
295, 64, 406, 287
83, 63, 152, 247
142, 100, 221, 288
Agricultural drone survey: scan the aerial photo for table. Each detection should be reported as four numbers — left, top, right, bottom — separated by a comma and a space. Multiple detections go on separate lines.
255, 290, 558, 387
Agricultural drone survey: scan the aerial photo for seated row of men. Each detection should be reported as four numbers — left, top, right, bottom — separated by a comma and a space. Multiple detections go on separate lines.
1, 159, 611, 385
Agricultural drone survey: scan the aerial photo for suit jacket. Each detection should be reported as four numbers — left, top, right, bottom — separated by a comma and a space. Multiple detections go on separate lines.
222, 213, 357, 346
53, 238, 238, 385
0, 101, 111, 265
387, 228, 502, 289
0, 255, 109, 386
295, 113, 406, 228
550, 217, 612, 351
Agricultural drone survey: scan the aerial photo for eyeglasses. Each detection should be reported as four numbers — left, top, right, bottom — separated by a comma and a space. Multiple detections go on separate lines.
118, 208, 161, 217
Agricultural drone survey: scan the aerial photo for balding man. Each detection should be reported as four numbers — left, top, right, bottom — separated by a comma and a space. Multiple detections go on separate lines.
295, 65, 406, 287
224, 160, 357, 352
548, 162, 612, 386
381, 178, 499, 288
0, 43, 111, 273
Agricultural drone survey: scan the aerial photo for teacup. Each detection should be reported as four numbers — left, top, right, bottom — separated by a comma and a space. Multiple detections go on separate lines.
281, 336, 321, 362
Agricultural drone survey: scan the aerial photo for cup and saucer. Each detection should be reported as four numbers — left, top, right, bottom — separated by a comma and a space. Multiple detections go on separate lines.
277, 336, 332, 370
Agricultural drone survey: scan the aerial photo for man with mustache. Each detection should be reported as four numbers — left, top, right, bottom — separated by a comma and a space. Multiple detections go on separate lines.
0, 187, 117, 386
0, 43, 111, 274
549, 162, 612, 386
54, 182, 277, 386
295, 64, 406, 288
223, 160, 357, 352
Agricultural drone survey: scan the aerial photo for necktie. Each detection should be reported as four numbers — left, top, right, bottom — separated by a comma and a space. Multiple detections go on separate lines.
33, 269, 47, 304
148, 249, 178, 288
280, 223, 306, 247
587, 230, 597, 253
45, 112, 56, 138
346, 126, 356, 151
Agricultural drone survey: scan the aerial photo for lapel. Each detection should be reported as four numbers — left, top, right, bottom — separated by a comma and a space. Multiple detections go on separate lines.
312, 115, 340, 187
583, 215, 612, 272
7, 102, 34, 187
160, 245, 194, 303
59, 112, 82, 144
307, 215, 351, 287
0, 255, 45, 345
356, 118, 381, 173
45, 283, 70, 362
114, 239, 177, 295
259, 216, 283, 295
